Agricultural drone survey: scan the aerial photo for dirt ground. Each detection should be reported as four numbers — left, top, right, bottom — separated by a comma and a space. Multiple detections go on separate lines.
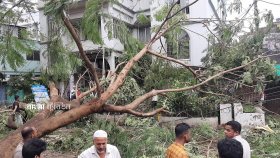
41, 128, 79, 158
42, 150, 77, 158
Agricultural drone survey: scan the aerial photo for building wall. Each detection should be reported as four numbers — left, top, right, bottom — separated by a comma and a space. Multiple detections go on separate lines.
149, 0, 223, 66
38, 0, 223, 69
0, 25, 41, 78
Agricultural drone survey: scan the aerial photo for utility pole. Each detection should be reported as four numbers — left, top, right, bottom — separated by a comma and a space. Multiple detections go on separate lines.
253, 0, 259, 31
102, 46, 105, 78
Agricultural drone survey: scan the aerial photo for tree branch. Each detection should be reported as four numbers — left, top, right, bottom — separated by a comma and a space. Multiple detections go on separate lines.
61, 10, 102, 97
0, 0, 25, 21
76, 80, 106, 101
159, 37, 167, 53
75, 69, 88, 97
122, 56, 261, 110
101, 46, 148, 102
103, 105, 168, 117
221, 76, 255, 88
149, 0, 199, 46
0, 110, 12, 113
147, 50, 200, 80
126, 108, 169, 117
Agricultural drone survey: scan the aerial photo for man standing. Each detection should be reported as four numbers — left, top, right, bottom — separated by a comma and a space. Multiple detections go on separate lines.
78, 130, 121, 158
224, 121, 251, 158
166, 123, 191, 158
14, 126, 38, 158
12, 95, 23, 127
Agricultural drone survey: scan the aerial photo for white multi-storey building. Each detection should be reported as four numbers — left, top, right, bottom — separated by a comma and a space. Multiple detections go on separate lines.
38, 0, 225, 94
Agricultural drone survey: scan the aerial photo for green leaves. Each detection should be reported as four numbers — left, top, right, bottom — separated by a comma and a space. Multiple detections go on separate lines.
44, 0, 72, 16
154, 5, 169, 21
227, 0, 242, 14
46, 39, 82, 81
136, 14, 151, 25
106, 76, 144, 105
0, 36, 34, 70
247, 128, 280, 157
203, 22, 275, 94
106, 19, 144, 55
51, 117, 174, 157
242, 72, 253, 84
81, 0, 105, 44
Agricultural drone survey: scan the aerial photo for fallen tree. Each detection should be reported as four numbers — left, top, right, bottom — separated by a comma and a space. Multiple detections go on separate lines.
0, 0, 276, 157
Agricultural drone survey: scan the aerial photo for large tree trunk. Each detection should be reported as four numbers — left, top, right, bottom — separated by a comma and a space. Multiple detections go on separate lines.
0, 100, 98, 157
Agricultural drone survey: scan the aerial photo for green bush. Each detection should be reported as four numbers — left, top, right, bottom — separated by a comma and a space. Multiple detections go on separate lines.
248, 130, 280, 158
0, 112, 12, 139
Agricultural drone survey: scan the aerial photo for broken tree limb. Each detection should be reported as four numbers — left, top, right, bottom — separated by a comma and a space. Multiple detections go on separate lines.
103, 105, 169, 117
75, 69, 89, 97
61, 10, 102, 97
116, 57, 261, 110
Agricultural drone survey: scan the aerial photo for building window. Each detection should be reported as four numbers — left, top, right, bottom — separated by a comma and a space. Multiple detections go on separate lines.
71, 18, 87, 41
168, 0, 189, 14
18, 27, 27, 39
48, 17, 60, 39
27, 51, 40, 61
167, 30, 189, 59
71, 18, 101, 41
181, 0, 190, 14
137, 27, 151, 43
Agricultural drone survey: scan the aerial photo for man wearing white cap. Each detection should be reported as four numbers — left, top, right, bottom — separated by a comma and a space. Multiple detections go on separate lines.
78, 130, 121, 158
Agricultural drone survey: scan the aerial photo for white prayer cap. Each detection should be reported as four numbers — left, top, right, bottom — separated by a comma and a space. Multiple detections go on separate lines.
93, 130, 108, 139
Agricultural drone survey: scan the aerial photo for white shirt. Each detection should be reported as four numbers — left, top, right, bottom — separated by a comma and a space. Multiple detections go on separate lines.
13, 142, 23, 158
78, 144, 121, 158
234, 135, 251, 158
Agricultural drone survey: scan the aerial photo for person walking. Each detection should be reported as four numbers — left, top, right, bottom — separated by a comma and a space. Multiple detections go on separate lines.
12, 95, 23, 127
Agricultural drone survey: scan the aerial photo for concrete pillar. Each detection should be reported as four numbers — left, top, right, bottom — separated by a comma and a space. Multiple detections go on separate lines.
58, 82, 65, 97
220, 104, 233, 124
106, 52, 116, 71
69, 74, 75, 98
38, 8, 49, 70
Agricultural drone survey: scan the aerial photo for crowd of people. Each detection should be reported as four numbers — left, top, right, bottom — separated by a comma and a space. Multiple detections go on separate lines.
13, 120, 250, 158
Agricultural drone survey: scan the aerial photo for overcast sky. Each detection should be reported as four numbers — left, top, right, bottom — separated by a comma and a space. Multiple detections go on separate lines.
226, 0, 280, 30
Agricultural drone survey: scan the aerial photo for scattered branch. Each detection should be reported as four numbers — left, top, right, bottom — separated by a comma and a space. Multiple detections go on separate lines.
75, 69, 88, 97
76, 81, 105, 100
206, 139, 213, 158
114, 61, 126, 74
0, 110, 12, 113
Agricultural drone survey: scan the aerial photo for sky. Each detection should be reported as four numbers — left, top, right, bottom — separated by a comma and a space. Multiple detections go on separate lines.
226, 0, 280, 30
